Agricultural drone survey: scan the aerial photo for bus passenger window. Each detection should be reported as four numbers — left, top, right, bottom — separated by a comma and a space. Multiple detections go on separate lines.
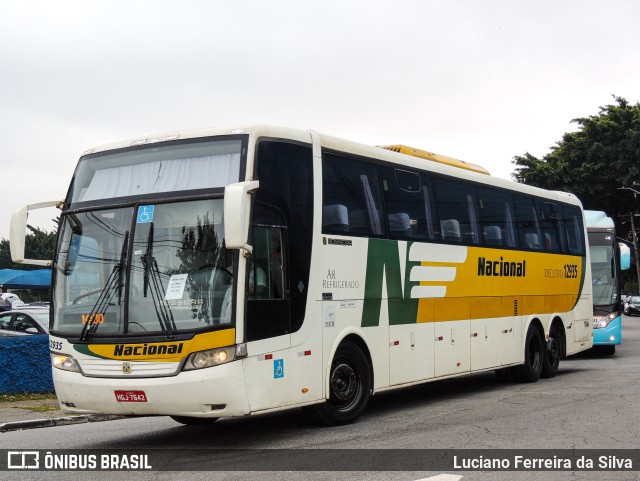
540, 202, 561, 253
478, 188, 517, 248
562, 206, 585, 255
381, 167, 435, 241
514, 196, 542, 251
322, 153, 384, 237
434, 178, 478, 245
244, 223, 290, 341
269, 228, 285, 298
250, 226, 285, 300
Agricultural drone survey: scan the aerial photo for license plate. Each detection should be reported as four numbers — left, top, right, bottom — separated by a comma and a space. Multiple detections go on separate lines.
115, 390, 147, 402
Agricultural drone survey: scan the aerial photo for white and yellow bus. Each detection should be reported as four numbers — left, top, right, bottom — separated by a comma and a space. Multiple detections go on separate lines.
11, 125, 593, 426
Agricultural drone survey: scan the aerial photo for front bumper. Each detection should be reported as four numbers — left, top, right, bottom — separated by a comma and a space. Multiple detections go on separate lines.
593, 316, 622, 346
52, 360, 250, 418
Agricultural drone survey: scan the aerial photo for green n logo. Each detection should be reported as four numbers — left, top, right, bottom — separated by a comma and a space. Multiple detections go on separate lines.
361, 238, 420, 327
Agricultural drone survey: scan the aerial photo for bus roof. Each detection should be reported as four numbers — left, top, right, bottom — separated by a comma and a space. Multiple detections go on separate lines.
378, 145, 490, 175
79, 124, 581, 208
584, 210, 615, 229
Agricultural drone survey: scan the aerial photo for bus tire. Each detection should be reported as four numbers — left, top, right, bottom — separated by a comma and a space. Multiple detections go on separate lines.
541, 325, 561, 378
313, 340, 372, 426
513, 324, 543, 383
170, 416, 219, 426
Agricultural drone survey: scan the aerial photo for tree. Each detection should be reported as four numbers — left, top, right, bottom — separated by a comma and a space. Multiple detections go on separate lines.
512, 96, 640, 218
512, 96, 640, 292
0, 239, 12, 269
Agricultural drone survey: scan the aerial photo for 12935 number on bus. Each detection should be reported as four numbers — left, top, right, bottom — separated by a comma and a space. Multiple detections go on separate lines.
544, 264, 578, 279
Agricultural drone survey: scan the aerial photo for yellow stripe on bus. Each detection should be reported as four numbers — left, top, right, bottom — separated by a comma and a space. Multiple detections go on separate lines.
416, 295, 578, 323
83, 328, 236, 362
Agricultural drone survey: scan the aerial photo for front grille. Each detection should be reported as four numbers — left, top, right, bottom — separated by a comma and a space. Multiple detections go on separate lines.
79, 359, 180, 377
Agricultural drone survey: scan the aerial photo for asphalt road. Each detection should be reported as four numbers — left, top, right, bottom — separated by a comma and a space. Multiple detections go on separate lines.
1, 316, 639, 481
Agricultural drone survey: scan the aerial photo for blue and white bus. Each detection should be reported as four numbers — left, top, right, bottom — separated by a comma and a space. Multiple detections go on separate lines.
585, 210, 631, 355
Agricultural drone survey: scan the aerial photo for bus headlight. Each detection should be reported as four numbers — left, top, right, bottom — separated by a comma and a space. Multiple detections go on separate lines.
595, 312, 618, 329
183, 346, 236, 371
51, 353, 81, 372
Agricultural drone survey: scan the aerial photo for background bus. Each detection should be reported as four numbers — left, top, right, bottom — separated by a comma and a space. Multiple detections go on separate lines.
585, 210, 631, 355
11, 125, 593, 425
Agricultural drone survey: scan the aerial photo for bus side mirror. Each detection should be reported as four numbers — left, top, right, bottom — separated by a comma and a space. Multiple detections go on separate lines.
10, 200, 63, 266
619, 242, 631, 271
224, 181, 259, 255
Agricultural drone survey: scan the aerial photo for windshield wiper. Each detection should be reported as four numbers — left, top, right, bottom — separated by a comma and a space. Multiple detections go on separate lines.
79, 231, 129, 342
141, 222, 177, 338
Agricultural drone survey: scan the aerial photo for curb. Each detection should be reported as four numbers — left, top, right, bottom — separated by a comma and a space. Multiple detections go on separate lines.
0, 414, 126, 433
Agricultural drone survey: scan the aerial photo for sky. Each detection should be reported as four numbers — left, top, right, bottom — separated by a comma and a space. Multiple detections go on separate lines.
1, 0, 640, 241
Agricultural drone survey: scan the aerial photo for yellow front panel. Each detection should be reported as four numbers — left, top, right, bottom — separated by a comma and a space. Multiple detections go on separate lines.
76, 328, 236, 362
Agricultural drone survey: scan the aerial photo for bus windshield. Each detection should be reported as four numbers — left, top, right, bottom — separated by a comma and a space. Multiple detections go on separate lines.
588, 231, 618, 307
53, 199, 234, 337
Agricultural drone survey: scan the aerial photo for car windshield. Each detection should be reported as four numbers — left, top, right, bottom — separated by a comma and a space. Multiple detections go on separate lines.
21, 309, 49, 326
631, 296, 640, 304
53, 199, 235, 337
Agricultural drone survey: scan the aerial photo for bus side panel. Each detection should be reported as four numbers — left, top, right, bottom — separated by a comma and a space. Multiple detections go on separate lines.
243, 297, 324, 412
568, 253, 593, 354
434, 319, 470, 377
319, 236, 390, 393
501, 296, 522, 365
566, 292, 593, 355
469, 297, 519, 370
389, 322, 434, 385
242, 335, 292, 412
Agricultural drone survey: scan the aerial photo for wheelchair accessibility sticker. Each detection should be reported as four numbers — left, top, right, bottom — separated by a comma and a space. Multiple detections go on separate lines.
274, 359, 284, 379
137, 205, 154, 224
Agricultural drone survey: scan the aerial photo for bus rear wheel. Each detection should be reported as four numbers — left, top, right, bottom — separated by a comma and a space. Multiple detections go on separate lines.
541, 325, 561, 378
312, 340, 371, 426
170, 416, 219, 426
513, 324, 543, 383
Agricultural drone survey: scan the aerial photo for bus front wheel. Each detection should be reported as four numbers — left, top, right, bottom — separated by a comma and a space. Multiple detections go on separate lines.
513, 324, 543, 383
313, 340, 372, 426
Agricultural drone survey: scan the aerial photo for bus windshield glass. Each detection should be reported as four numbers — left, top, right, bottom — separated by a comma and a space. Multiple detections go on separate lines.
53, 199, 234, 337
588, 231, 618, 307
69, 139, 243, 204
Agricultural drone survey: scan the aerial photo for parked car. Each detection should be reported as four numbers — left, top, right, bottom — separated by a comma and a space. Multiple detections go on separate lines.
0, 306, 49, 336
0, 293, 23, 312
624, 296, 640, 316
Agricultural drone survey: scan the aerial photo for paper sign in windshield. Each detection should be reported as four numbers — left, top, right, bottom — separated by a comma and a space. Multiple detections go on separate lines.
165, 274, 188, 300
